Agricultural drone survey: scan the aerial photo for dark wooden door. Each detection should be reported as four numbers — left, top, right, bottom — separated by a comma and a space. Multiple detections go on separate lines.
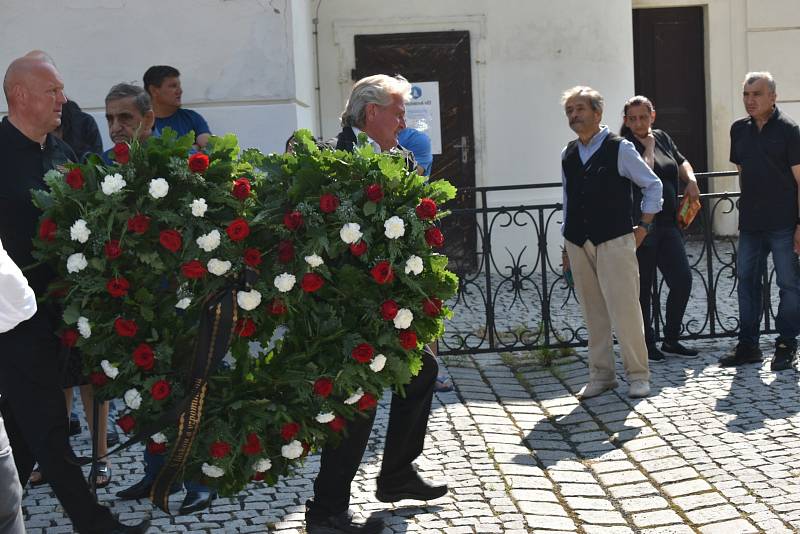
353, 31, 477, 272
633, 7, 708, 175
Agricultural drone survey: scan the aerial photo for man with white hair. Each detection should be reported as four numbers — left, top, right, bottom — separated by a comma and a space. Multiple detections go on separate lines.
721, 72, 800, 371
560, 86, 662, 400
304, 74, 446, 534
0, 54, 148, 534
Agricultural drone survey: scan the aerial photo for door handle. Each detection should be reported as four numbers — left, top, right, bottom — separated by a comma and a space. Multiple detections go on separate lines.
453, 136, 470, 164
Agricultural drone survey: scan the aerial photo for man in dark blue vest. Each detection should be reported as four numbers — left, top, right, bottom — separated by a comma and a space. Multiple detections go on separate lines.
560, 86, 662, 400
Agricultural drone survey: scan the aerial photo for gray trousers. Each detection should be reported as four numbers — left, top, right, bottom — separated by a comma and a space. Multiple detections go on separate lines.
0, 411, 25, 534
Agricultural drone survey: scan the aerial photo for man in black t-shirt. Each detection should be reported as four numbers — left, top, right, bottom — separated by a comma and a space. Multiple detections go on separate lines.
721, 72, 800, 371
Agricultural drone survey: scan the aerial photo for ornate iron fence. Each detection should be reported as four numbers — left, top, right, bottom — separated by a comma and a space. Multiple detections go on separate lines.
440, 171, 781, 355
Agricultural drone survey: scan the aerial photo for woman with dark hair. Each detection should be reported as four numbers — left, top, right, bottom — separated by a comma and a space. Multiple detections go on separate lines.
622, 95, 701, 361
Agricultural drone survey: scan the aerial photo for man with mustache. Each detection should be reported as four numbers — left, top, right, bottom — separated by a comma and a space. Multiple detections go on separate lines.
721, 72, 800, 371
560, 86, 662, 400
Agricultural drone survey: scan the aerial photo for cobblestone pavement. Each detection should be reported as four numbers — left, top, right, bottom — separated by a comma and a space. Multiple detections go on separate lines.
22, 337, 800, 533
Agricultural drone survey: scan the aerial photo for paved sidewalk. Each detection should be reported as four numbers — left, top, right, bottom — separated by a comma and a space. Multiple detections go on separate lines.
22, 339, 800, 533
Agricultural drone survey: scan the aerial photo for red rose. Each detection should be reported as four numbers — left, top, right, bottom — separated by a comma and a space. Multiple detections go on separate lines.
349, 241, 367, 257
188, 153, 209, 173
127, 214, 151, 234
280, 422, 300, 441
301, 273, 324, 293
319, 193, 340, 213
113, 143, 130, 164
415, 198, 438, 220
351, 343, 374, 363
104, 240, 122, 260
241, 433, 261, 456
65, 168, 84, 189
244, 247, 262, 267
380, 300, 399, 320
106, 277, 130, 298
422, 297, 443, 317
210, 440, 231, 458
159, 229, 182, 253
358, 393, 378, 411
181, 260, 207, 279
313, 377, 333, 398
399, 330, 418, 350
117, 415, 135, 433
365, 183, 384, 202
89, 372, 107, 387
278, 240, 295, 263
252, 472, 264, 481
235, 318, 256, 338
226, 218, 250, 242
425, 227, 445, 248
132, 343, 155, 371
232, 177, 251, 200
268, 298, 286, 316
150, 380, 171, 401
39, 218, 57, 242
283, 211, 304, 231
147, 440, 167, 455
328, 416, 346, 433
370, 261, 394, 284
61, 329, 79, 347
114, 317, 138, 337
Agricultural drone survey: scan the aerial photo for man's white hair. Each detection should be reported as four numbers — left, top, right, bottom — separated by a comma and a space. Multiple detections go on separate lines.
561, 86, 604, 113
340, 74, 411, 128
743, 71, 776, 93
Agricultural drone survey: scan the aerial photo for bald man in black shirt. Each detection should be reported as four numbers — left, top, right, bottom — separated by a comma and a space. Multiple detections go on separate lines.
0, 55, 148, 534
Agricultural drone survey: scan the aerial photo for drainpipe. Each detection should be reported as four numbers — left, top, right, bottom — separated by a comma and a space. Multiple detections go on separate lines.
313, 0, 323, 138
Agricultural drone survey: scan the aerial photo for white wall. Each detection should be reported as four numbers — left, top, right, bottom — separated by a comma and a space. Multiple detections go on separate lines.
0, 0, 317, 154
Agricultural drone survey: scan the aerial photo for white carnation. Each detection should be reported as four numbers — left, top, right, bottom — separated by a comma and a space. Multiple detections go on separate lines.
100, 359, 118, 379
175, 297, 192, 310
196, 229, 221, 252
66, 253, 88, 273
222, 352, 237, 370
344, 388, 364, 405
207, 258, 232, 276
151, 432, 167, 444
201, 462, 225, 478
148, 177, 169, 199
274, 273, 296, 293
191, 198, 208, 217
100, 173, 126, 195
77, 316, 92, 339
304, 254, 324, 268
124, 388, 142, 410
315, 412, 335, 424
370, 353, 387, 372
339, 223, 363, 244
253, 458, 272, 472
384, 216, 406, 239
69, 219, 91, 243
393, 308, 414, 330
404, 255, 424, 275
281, 440, 303, 460
237, 289, 262, 311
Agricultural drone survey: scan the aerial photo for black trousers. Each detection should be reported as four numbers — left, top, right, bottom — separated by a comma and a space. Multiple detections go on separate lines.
311, 349, 438, 515
0, 312, 116, 534
636, 224, 693, 346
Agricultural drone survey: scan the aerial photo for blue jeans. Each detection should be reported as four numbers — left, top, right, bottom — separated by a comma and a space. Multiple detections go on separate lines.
737, 227, 800, 347
143, 449, 208, 492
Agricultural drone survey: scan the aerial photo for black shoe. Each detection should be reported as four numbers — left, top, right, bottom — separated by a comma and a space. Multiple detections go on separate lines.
116, 477, 180, 500
375, 472, 448, 503
719, 343, 763, 367
178, 490, 217, 514
305, 503, 384, 534
107, 519, 150, 534
771, 342, 797, 371
107, 430, 120, 448
661, 341, 699, 358
647, 344, 665, 362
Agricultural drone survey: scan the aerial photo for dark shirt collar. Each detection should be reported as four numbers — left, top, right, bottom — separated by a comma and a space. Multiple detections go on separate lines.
1, 116, 54, 151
